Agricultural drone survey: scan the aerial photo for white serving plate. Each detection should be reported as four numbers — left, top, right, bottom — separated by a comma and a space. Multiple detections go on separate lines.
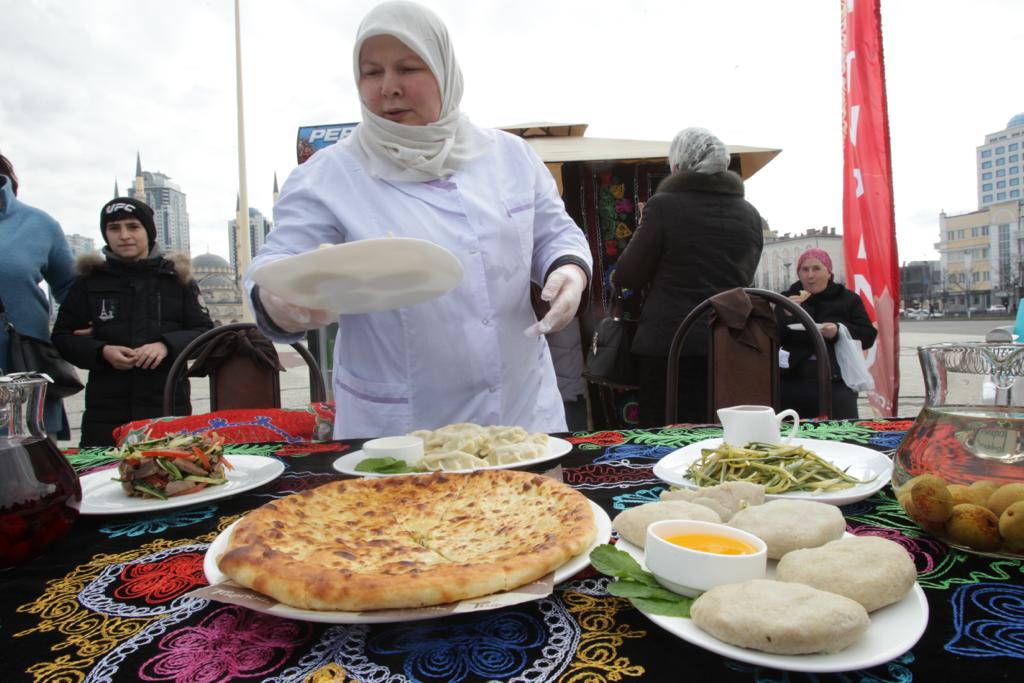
78, 456, 285, 515
616, 536, 928, 673
332, 436, 574, 477
203, 500, 612, 624
250, 237, 463, 314
652, 437, 893, 506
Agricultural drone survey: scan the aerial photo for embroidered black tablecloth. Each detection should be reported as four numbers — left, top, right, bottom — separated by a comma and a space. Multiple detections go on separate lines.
1, 419, 1020, 682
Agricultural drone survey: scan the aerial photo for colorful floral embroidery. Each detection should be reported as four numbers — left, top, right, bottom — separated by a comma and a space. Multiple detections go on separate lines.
611, 487, 665, 511
138, 606, 312, 682
114, 553, 207, 605
101, 506, 218, 538
593, 443, 674, 464
946, 583, 1024, 659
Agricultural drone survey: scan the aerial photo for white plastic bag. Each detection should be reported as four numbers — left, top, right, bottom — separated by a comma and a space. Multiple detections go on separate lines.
834, 324, 874, 392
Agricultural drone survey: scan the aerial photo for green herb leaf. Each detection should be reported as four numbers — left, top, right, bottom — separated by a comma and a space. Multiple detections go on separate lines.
589, 544, 660, 586
605, 578, 683, 602
355, 457, 417, 474
589, 543, 696, 617
629, 595, 693, 617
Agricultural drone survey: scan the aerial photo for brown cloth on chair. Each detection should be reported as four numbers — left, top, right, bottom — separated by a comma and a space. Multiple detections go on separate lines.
708, 288, 780, 417
186, 327, 285, 377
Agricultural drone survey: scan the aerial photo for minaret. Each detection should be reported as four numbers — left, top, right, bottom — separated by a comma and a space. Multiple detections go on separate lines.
113, 179, 120, 198
133, 151, 145, 200
272, 172, 279, 205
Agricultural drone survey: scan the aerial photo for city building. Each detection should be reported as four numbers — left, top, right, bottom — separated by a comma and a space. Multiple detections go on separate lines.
64, 233, 96, 259
192, 252, 243, 325
127, 152, 191, 254
228, 204, 272, 274
754, 227, 846, 292
900, 260, 942, 312
936, 200, 1024, 312
977, 113, 1024, 209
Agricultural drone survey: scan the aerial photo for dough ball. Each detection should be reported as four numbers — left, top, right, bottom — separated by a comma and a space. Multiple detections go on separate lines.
612, 500, 721, 548
660, 481, 765, 522
691, 579, 870, 655
728, 499, 845, 559
776, 536, 917, 612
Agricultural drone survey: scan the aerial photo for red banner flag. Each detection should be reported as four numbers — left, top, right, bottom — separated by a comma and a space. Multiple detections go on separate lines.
842, 0, 900, 416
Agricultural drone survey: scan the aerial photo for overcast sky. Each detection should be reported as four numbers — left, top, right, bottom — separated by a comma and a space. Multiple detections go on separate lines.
2, 0, 1022, 264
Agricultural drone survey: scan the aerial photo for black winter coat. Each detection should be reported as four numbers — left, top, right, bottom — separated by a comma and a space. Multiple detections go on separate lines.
52, 250, 213, 446
779, 279, 877, 380
615, 170, 763, 357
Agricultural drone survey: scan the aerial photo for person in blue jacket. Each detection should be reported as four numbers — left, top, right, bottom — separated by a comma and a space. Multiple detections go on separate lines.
0, 151, 76, 437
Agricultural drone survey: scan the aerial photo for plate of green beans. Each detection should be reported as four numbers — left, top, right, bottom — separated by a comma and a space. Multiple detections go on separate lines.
652, 438, 892, 506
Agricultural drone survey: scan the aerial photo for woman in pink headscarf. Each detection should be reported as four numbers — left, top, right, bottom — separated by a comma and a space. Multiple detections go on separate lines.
779, 248, 877, 419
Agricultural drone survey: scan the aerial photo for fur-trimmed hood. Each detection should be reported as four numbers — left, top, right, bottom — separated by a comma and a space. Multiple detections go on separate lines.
75, 250, 193, 284
656, 169, 745, 196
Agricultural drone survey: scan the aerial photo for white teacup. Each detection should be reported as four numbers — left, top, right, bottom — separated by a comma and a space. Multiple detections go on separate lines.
717, 405, 800, 446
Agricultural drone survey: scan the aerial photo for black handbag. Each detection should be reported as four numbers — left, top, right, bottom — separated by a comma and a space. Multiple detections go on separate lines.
1, 296, 84, 399
583, 288, 638, 389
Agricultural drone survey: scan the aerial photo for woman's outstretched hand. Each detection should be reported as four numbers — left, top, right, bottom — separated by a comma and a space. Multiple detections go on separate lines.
259, 289, 334, 333
524, 265, 587, 337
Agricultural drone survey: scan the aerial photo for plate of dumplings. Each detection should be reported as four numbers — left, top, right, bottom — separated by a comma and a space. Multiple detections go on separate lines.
332, 422, 573, 477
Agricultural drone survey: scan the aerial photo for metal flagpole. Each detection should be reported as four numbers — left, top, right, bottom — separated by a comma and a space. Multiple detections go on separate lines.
234, 0, 253, 321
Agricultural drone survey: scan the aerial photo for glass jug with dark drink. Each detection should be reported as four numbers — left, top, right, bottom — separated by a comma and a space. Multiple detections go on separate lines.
0, 372, 81, 568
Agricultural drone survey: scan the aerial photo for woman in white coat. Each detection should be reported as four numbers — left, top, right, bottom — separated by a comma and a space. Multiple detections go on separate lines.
246, 0, 591, 439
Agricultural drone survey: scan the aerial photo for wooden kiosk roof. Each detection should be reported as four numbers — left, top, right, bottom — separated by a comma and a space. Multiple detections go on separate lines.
498, 122, 780, 180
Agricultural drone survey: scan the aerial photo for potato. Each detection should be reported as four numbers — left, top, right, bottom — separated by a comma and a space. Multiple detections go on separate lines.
946, 484, 983, 507
945, 504, 1001, 552
986, 483, 1024, 517
968, 479, 1001, 505
894, 473, 930, 498
998, 500, 1024, 551
910, 475, 954, 525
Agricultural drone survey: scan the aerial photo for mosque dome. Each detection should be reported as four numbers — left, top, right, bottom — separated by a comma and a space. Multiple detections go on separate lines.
193, 253, 232, 271
1008, 113, 1024, 129
198, 274, 237, 289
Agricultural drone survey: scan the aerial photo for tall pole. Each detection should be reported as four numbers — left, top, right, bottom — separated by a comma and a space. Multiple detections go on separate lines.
234, 0, 253, 321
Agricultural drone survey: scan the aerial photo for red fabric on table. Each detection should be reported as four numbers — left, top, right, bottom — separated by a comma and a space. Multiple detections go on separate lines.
112, 403, 335, 444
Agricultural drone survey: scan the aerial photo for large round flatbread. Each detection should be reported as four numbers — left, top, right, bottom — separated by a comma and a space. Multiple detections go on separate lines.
727, 499, 845, 559
776, 536, 918, 612
217, 469, 597, 611
691, 579, 870, 655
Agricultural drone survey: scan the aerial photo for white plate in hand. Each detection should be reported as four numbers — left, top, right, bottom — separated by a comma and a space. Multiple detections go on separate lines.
250, 237, 463, 314
652, 438, 893, 506
78, 455, 285, 515
616, 536, 928, 673
202, 500, 612, 624
332, 437, 574, 477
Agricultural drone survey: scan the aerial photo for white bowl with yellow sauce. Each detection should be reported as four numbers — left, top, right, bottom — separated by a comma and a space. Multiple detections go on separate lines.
645, 520, 767, 597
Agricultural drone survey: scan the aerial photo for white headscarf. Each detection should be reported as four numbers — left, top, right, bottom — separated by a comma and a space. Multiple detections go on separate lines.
667, 127, 731, 174
346, 0, 491, 181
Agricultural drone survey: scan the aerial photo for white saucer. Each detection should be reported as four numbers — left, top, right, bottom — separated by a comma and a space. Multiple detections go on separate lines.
250, 237, 463, 314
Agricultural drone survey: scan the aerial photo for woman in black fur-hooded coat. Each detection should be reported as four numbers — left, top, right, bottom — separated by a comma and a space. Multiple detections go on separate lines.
615, 127, 764, 426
